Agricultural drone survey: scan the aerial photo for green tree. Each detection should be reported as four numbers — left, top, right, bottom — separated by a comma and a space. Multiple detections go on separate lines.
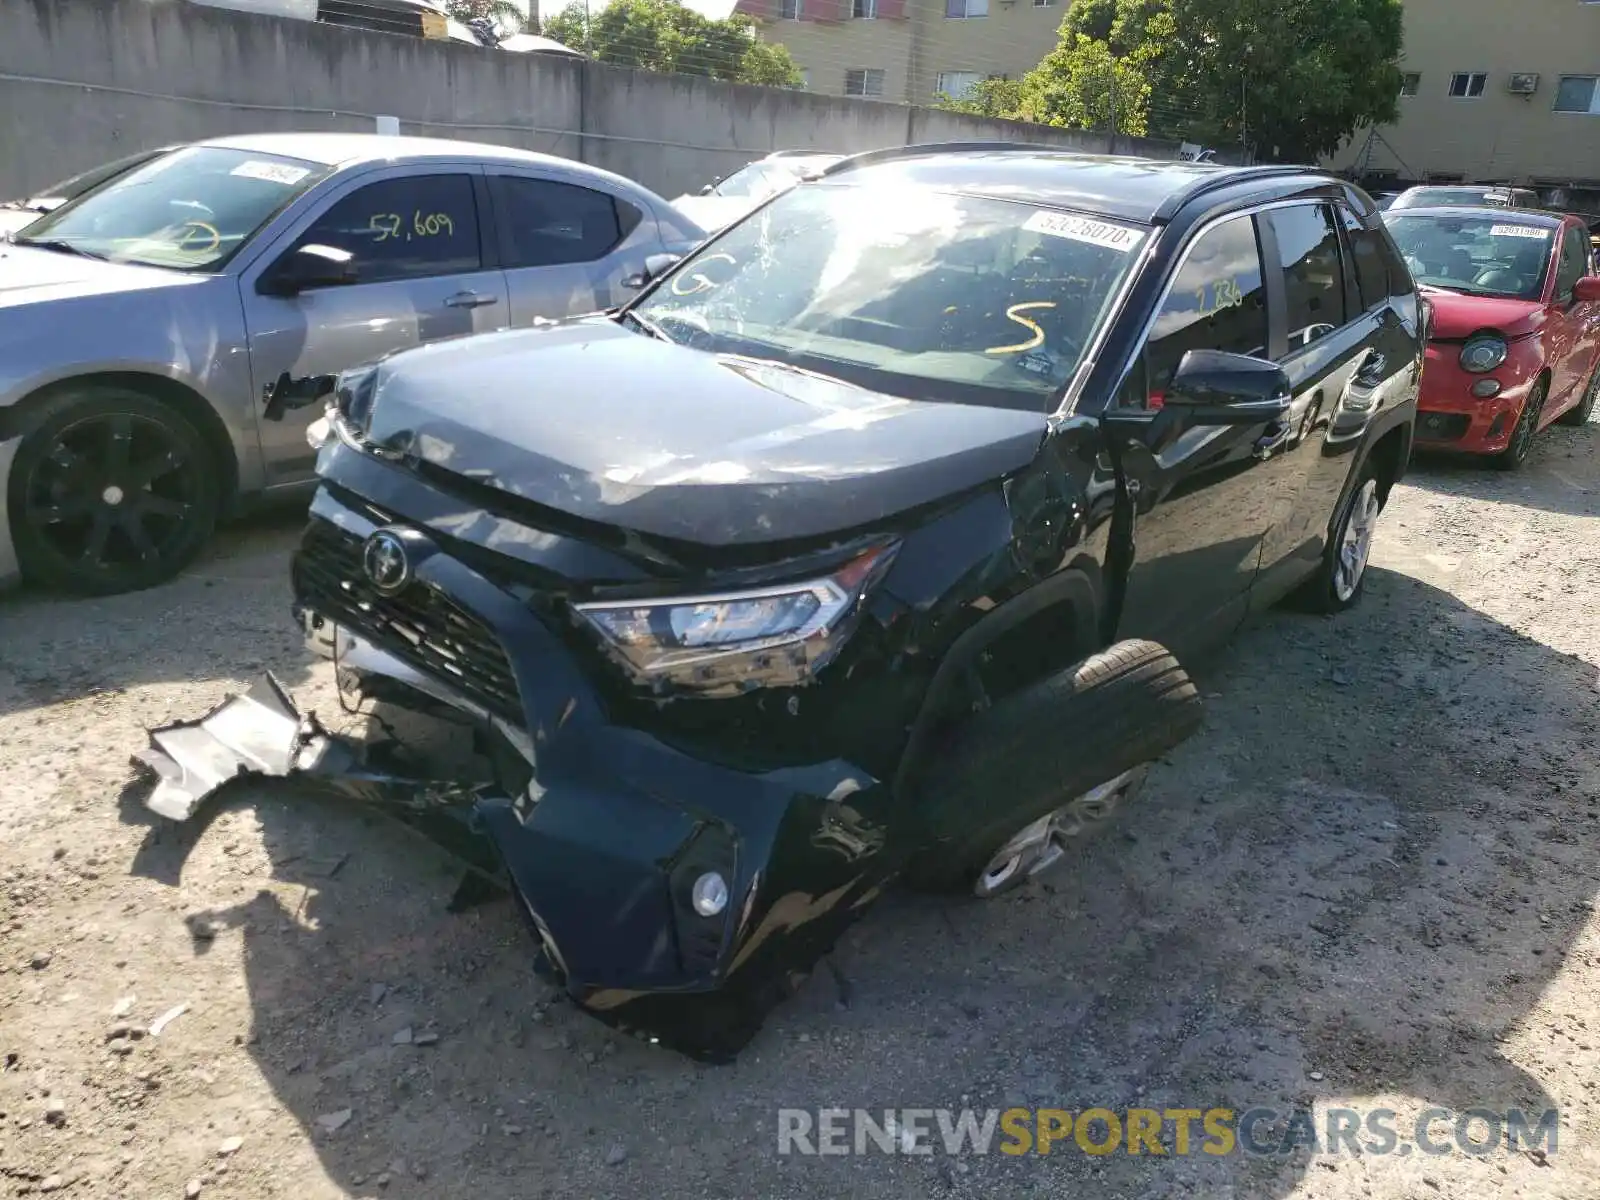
443, 0, 530, 33
544, 0, 802, 85
969, 0, 1402, 162
935, 76, 1022, 119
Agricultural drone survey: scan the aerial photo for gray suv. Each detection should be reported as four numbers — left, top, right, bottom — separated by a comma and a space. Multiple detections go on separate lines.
0, 133, 704, 595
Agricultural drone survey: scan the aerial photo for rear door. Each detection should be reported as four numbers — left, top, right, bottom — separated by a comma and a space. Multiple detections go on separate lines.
240, 166, 510, 484
485, 171, 656, 324
1103, 210, 1282, 651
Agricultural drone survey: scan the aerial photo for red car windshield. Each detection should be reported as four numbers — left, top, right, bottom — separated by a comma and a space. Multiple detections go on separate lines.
1386, 213, 1553, 300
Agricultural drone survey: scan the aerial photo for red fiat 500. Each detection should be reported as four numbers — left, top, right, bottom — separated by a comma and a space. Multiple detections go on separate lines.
1385, 207, 1600, 468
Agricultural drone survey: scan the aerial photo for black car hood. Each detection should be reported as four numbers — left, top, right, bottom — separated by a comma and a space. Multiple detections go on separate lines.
357, 320, 1048, 546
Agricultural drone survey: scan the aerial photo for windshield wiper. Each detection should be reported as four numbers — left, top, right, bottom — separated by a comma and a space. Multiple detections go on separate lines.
619, 309, 675, 343
13, 238, 107, 261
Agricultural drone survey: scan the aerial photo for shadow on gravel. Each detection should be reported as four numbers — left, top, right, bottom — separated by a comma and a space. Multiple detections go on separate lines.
1406, 418, 1600, 520
0, 506, 312, 718
112, 564, 1600, 1198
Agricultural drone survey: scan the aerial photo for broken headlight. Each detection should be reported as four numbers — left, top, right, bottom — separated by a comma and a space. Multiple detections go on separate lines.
572, 543, 897, 695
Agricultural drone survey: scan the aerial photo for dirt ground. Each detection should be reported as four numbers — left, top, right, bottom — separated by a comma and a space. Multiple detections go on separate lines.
2, 421, 1598, 1200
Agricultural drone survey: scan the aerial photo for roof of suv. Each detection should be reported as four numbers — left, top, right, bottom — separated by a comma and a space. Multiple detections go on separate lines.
821, 143, 1320, 224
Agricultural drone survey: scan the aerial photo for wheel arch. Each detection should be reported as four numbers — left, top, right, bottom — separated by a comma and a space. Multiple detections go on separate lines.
1364, 421, 1410, 506
0, 371, 241, 505
890, 559, 1105, 800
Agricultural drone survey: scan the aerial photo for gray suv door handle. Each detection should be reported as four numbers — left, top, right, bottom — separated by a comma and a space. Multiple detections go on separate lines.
444, 291, 499, 309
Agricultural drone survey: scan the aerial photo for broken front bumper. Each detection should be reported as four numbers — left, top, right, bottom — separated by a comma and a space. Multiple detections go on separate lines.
136, 490, 894, 1062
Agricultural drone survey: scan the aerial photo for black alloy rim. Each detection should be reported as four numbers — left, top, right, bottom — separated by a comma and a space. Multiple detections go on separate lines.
20, 413, 203, 577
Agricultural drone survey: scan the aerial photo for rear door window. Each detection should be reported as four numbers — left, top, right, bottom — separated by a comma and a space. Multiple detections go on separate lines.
489, 175, 639, 268
1266, 204, 1347, 354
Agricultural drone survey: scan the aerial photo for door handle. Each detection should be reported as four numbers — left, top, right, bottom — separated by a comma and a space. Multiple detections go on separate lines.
444, 291, 499, 309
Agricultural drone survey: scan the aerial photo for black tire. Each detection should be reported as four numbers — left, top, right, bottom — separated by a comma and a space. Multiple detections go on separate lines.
8, 386, 220, 596
1557, 362, 1599, 427
1291, 458, 1384, 615
903, 639, 1203, 894
1494, 378, 1546, 471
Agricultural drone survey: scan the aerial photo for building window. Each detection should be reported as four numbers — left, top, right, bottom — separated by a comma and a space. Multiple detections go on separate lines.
945, 0, 988, 17
798, 68, 811, 89
1033, 0, 1055, 6
780, 0, 800, 18
1399, 72, 1420, 97
936, 71, 983, 100
845, 68, 885, 97
852, 0, 876, 16
1555, 75, 1600, 113
1448, 72, 1487, 98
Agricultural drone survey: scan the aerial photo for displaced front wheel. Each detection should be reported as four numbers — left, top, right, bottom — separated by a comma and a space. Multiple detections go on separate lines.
904, 639, 1203, 896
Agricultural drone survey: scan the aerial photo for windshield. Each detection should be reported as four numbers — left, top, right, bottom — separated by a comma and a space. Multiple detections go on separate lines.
1386, 213, 1554, 299
19, 148, 171, 210
1395, 187, 1497, 209
713, 163, 783, 200
632, 181, 1148, 411
15, 146, 331, 270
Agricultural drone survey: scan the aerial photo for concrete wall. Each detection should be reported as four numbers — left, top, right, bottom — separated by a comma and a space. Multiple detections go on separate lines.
0, 0, 1186, 201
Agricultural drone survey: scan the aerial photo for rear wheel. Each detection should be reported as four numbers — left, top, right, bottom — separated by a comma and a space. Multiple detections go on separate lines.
1291, 459, 1384, 615
1557, 362, 1599, 427
1494, 378, 1547, 471
8, 387, 219, 595
904, 639, 1203, 897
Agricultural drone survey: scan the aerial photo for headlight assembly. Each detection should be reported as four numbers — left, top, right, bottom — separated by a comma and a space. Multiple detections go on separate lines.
333, 364, 380, 435
1459, 333, 1508, 374
573, 542, 898, 696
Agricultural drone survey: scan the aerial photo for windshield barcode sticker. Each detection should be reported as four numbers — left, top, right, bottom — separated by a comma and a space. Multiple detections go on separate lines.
231, 161, 312, 186
1490, 224, 1548, 240
1023, 211, 1141, 252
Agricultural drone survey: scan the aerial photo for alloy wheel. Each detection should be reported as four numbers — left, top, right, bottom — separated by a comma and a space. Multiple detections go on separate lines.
1501, 385, 1544, 468
1332, 478, 1381, 604
974, 764, 1150, 898
19, 412, 205, 585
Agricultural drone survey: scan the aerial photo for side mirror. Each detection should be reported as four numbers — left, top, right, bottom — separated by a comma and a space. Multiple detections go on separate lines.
621, 252, 683, 290
1572, 276, 1600, 303
1161, 349, 1293, 425
258, 243, 357, 297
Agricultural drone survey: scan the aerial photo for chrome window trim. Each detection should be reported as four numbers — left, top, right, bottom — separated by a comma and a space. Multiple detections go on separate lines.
1060, 194, 1352, 417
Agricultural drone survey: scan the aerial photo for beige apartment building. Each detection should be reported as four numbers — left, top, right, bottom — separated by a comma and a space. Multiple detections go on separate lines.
737, 0, 1600, 205
732, 0, 1068, 106
1327, 0, 1600, 205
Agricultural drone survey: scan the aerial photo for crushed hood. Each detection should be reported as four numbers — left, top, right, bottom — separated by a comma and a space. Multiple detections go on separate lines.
355, 320, 1049, 546
1420, 286, 1545, 340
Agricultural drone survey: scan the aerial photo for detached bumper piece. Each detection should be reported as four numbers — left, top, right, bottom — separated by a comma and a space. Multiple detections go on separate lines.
132, 663, 888, 1063
132, 673, 507, 887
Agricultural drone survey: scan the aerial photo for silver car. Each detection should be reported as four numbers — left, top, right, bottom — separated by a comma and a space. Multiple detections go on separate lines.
0, 133, 705, 595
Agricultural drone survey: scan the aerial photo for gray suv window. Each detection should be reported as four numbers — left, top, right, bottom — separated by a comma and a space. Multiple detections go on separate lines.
489, 175, 639, 269
296, 174, 482, 284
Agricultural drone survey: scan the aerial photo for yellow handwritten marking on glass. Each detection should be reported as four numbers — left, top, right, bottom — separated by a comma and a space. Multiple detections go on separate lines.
669, 253, 737, 297
175, 221, 221, 254
986, 301, 1057, 355
369, 212, 457, 243
1194, 278, 1245, 318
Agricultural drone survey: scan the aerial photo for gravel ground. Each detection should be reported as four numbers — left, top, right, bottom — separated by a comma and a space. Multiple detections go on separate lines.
1, 422, 1598, 1200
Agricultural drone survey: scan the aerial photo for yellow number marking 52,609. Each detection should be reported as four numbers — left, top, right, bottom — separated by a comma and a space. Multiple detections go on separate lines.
369, 211, 457, 243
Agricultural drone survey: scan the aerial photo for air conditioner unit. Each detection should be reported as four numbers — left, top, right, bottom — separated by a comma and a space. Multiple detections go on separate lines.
1507, 73, 1540, 95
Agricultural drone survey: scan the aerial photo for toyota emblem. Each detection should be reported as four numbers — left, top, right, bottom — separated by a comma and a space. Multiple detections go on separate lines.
362, 529, 411, 594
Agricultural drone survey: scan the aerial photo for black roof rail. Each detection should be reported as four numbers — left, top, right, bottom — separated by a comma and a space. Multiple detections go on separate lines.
821, 141, 1115, 177
1149, 164, 1331, 221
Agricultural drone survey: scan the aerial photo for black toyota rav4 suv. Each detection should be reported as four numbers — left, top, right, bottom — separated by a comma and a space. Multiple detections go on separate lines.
162, 145, 1424, 1059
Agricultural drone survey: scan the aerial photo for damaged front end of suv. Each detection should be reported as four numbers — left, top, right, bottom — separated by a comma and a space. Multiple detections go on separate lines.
136, 152, 1207, 1060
